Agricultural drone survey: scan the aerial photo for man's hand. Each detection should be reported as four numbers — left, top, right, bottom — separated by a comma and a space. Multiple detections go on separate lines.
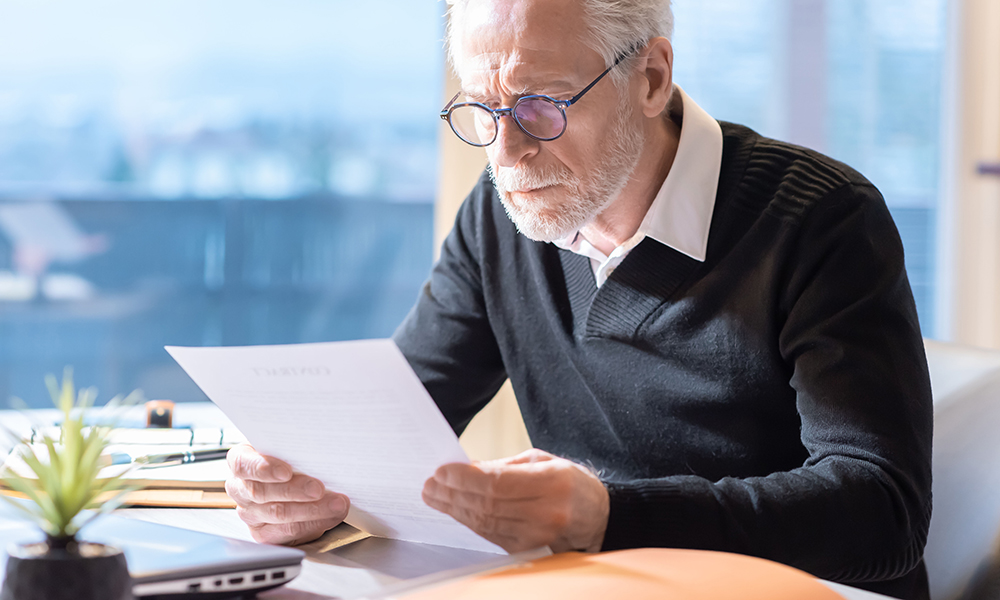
422, 449, 610, 553
226, 444, 350, 546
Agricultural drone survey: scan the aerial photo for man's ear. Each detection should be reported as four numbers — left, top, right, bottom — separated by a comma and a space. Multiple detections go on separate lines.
638, 37, 673, 118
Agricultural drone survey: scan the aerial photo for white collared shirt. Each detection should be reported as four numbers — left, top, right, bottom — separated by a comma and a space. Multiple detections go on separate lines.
554, 85, 723, 287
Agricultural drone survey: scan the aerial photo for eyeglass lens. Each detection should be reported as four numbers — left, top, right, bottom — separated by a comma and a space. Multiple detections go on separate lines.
449, 97, 567, 145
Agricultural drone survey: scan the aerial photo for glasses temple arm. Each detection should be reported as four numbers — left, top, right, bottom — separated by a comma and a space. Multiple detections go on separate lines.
440, 92, 461, 117
566, 44, 641, 106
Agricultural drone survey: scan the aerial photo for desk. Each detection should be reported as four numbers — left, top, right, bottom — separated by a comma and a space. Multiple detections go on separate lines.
117, 508, 895, 600
2, 405, 896, 600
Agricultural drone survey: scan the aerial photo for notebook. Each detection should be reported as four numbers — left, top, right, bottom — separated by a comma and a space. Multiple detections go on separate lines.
0, 501, 304, 599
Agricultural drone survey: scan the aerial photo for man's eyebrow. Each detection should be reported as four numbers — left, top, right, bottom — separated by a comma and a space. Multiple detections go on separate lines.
528, 80, 575, 91
509, 78, 577, 95
461, 83, 494, 99
461, 89, 492, 103
463, 80, 577, 102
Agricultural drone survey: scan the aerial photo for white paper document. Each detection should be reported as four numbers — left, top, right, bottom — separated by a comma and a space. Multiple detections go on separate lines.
165, 340, 504, 554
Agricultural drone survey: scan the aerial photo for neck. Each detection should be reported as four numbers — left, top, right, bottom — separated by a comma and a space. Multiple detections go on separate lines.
580, 99, 682, 256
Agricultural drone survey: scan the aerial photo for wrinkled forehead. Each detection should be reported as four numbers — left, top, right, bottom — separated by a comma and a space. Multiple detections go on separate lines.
452, 0, 599, 94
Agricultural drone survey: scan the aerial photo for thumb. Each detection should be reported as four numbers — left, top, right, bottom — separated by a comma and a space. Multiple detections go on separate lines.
477, 448, 554, 468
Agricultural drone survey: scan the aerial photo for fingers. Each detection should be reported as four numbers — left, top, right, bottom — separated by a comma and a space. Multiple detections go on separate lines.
474, 449, 554, 471
430, 460, 548, 498
493, 448, 555, 466
423, 451, 611, 554
247, 517, 347, 546
236, 491, 350, 526
422, 478, 530, 522
225, 444, 350, 546
227, 444, 293, 483
422, 484, 527, 552
226, 472, 327, 505
423, 488, 547, 553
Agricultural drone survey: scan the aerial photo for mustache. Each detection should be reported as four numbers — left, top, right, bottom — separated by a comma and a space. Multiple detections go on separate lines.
489, 164, 574, 192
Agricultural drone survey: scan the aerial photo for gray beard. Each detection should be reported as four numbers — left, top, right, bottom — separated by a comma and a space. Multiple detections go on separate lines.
489, 92, 646, 243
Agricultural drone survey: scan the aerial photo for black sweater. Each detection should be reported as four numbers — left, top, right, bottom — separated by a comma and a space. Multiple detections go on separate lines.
394, 123, 933, 600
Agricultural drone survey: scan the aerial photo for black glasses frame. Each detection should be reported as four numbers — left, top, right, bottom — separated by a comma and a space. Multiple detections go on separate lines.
440, 45, 641, 147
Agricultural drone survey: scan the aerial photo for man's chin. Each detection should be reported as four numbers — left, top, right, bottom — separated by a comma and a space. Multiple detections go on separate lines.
496, 186, 591, 243
513, 225, 560, 243
506, 212, 580, 243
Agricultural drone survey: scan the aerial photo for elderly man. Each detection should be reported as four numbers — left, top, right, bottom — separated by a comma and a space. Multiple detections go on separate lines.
226, 0, 933, 598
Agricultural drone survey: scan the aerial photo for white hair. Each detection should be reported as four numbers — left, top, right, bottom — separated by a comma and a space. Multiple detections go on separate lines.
444, 0, 674, 87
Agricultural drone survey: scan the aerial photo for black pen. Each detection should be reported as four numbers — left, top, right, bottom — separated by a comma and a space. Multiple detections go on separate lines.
102, 446, 232, 468
143, 446, 232, 468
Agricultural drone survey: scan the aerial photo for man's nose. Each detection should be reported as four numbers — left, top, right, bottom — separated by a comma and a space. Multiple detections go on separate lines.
490, 114, 539, 168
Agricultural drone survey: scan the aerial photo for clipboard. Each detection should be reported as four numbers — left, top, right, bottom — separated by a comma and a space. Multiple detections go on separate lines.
1, 428, 242, 509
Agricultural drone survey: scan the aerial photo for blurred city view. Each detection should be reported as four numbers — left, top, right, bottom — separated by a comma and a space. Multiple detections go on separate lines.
0, 2, 443, 202
673, 0, 947, 329
0, 0, 947, 406
0, 0, 443, 405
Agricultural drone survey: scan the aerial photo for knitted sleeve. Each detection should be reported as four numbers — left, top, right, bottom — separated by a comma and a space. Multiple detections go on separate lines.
392, 174, 508, 436
601, 182, 933, 597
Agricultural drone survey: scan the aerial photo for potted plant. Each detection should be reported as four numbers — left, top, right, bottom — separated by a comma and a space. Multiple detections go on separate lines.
0, 369, 142, 600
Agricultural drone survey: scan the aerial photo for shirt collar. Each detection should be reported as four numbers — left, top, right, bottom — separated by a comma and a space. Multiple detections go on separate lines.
555, 85, 723, 263
641, 85, 723, 262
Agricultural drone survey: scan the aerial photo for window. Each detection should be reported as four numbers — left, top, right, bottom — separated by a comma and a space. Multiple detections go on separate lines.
0, 1, 444, 405
672, 0, 948, 333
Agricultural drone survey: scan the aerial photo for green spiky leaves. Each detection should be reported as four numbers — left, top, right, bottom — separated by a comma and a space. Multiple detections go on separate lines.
0, 368, 144, 539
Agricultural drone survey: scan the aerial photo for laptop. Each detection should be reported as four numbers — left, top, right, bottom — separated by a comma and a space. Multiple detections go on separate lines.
0, 501, 304, 599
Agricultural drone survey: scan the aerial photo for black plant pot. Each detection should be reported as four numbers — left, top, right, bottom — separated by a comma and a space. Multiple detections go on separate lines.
1, 536, 132, 600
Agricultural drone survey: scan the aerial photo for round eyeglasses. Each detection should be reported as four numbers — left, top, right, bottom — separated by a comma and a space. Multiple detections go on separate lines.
440, 46, 638, 147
